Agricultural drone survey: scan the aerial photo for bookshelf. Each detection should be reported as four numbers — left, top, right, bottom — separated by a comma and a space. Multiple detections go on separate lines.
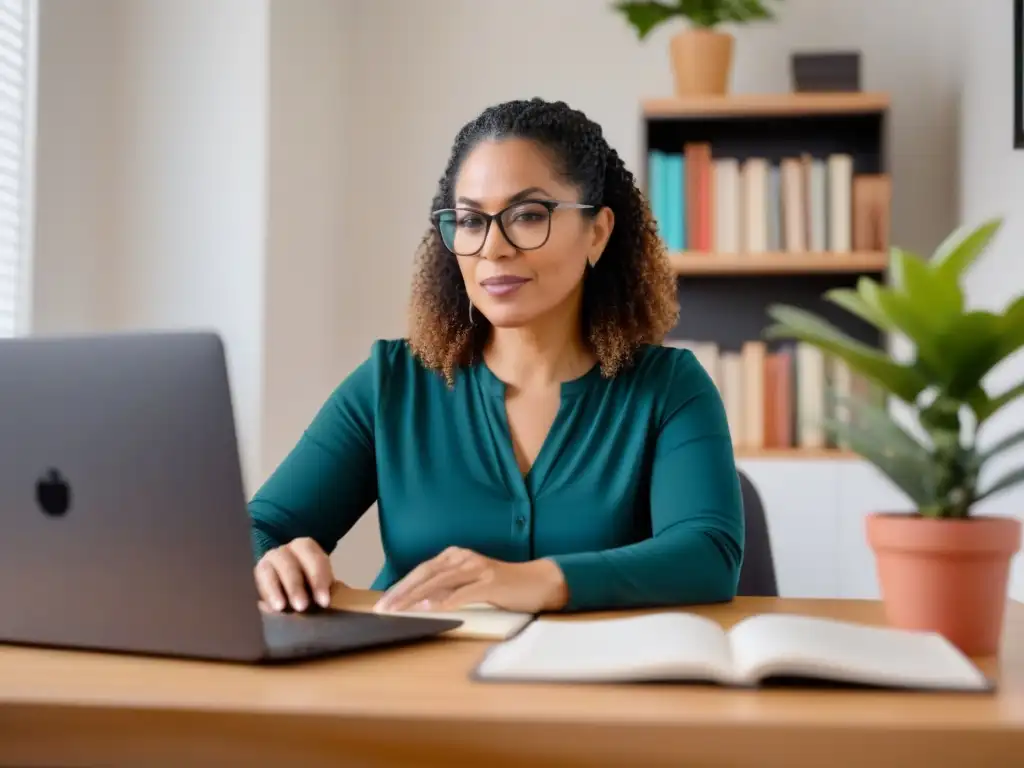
668, 251, 887, 276
644, 92, 891, 460
736, 447, 856, 460
642, 92, 891, 119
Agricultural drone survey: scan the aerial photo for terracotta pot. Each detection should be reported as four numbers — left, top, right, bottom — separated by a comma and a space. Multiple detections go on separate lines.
669, 28, 734, 97
866, 512, 1023, 656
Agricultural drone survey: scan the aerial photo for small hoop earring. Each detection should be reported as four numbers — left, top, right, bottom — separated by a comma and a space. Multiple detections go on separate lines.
468, 299, 474, 324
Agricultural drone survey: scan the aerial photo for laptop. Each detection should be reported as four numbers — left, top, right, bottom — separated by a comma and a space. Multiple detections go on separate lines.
0, 331, 461, 662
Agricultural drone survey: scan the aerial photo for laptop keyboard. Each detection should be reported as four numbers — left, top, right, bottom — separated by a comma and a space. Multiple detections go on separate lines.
262, 610, 345, 657
259, 607, 461, 661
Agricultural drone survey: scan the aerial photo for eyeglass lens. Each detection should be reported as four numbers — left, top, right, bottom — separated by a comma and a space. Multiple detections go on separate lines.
436, 201, 552, 255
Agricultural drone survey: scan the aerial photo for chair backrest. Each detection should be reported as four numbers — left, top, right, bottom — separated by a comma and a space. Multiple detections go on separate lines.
737, 470, 778, 597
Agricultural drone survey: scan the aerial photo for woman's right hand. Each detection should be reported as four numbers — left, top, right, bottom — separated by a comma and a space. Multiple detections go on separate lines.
254, 537, 335, 612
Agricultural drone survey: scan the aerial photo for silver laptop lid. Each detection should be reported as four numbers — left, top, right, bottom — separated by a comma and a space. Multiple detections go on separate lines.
0, 331, 267, 661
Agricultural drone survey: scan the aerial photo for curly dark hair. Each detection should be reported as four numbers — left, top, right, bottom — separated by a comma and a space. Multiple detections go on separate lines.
408, 98, 679, 385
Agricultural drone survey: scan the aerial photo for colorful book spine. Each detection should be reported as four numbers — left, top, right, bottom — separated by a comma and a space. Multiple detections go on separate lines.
644, 147, 884, 255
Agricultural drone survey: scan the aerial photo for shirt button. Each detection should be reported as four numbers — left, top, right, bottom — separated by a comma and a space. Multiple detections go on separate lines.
515, 515, 527, 528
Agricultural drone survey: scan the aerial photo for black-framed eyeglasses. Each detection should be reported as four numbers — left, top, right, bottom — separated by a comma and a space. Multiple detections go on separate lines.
431, 199, 595, 257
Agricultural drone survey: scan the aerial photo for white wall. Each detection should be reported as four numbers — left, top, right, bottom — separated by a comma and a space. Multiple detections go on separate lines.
115, 0, 269, 491
33, 0, 1010, 591
262, 0, 383, 585
33, 0, 270, 488
32, 0, 120, 333
263, 0, 350, 478
960, 0, 1024, 601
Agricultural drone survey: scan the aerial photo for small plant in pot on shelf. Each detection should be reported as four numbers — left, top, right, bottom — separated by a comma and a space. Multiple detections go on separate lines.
764, 217, 1024, 656
612, 0, 784, 96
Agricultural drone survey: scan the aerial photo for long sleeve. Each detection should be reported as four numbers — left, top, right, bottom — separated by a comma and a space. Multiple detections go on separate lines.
549, 352, 745, 611
248, 352, 379, 562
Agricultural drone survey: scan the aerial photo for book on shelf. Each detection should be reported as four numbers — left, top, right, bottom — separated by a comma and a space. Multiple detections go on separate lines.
647, 143, 891, 255
667, 339, 884, 452
473, 611, 993, 692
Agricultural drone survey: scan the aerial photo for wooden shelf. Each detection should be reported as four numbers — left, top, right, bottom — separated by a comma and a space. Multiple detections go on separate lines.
668, 251, 888, 276
642, 92, 890, 119
736, 448, 857, 460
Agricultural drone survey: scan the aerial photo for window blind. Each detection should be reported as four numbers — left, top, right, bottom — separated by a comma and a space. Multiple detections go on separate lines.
0, 0, 30, 338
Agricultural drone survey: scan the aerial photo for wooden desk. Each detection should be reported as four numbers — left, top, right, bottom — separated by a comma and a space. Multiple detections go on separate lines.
1, 589, 1022, 767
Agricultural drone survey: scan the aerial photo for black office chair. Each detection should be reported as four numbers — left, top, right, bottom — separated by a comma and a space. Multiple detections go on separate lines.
736, 470, 778, 597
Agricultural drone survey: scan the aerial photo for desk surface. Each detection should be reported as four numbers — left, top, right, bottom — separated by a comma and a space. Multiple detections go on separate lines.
1, 589, 1022, 767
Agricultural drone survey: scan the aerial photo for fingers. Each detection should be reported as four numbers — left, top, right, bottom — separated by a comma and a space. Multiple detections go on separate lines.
254, 554, 288, 612
375, 547, 481, 612
390, 561, 480, 611
435, 580, 492, 611
254, 538, 331, 612
276, 547, 313, 611
290, 537, 334, 607
374, 547, 461, 610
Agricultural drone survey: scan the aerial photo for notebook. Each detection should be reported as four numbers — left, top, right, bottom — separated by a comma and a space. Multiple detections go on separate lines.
372, 603, 534, 640
473, 612, 994, 691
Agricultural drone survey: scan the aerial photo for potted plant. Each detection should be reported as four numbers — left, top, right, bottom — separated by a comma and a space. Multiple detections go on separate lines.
612, 0, 784, 96
764, 217, 1024, 656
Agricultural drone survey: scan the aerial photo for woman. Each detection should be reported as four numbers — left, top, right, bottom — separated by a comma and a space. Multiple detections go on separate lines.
250, 98, 744, 616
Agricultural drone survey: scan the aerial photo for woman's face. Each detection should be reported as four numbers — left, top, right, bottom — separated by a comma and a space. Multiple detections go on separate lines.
448, 138, 613, 329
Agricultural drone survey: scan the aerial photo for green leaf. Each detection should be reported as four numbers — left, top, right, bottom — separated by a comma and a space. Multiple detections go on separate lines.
833, 392, 935, 457
824, 286, 895, 331
977, 379, 1024, 424
860, 247, 966, 387
856, 275, 887, 308
919, 396, 961, 440
931, 217, 1003, 282
934, 310, 1005, 399
871, 292, 947, 380
676, 0, 724, 27
715, 0, 779, 23
1004, 293, 1024, 324
997, 294, 1024, 359
976, 465, 1024, 504
616, 0, 784, 30
612, 1, 682, 38
978, 426, 1024, 465
890, 246, 964, 321
764, 304, 930, 403
822, 399, 937, 506
874, 247, 972, 383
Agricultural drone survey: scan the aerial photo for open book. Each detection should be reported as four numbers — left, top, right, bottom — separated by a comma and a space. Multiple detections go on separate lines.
473, 612, 993, 691
373, 603, 533, 640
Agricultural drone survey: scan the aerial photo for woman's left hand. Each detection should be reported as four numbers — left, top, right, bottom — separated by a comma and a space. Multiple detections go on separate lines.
372, 547, 569, 614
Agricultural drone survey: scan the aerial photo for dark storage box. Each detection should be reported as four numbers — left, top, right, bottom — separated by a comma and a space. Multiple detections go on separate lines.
791, 52, 861, 93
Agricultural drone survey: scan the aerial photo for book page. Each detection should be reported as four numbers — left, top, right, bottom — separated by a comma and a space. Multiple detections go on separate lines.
373, 603, 533, 640
475, 612, 733, 683
727, 614, 989, 690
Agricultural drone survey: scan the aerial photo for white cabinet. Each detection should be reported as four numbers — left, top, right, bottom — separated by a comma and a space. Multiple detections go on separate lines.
837, 462, 913, 599
737, 459, 842, 598
739, 458, 910, 600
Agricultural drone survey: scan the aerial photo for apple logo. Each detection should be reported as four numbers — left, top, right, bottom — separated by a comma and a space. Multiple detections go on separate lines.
36, 468, 71, 517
